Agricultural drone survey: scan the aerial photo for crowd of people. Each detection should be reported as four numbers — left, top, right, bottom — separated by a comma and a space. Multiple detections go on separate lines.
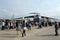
0, 19, 60, 37
1, 21, 13, 30
1, 20, 32, 37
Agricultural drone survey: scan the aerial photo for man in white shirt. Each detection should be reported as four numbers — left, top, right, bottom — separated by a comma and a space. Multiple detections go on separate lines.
1, 21, 5, 30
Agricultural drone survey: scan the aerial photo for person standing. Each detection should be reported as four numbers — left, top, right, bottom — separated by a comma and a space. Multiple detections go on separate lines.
16, 21, 19, 35
26, 22, 31, 30
1, 21, 5, 30
16, 21, 22, 36
22, 20, 26, 37
37, 22, 42, 29
39, 22, 42, 28
22, 27, 26, 37
8, 22, 10, 30
10, 22, 13, 29
55, 22, 59, 36
5, 21, 8, 29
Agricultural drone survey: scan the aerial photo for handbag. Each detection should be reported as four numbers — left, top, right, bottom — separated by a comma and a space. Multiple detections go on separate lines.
24, 27, 27, 30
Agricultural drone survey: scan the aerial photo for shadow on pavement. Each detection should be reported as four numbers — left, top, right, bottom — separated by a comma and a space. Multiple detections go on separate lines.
0, 35, 17, 38
36, 34, 60, 37
0, 34, 22, 38
0, 34, 16, 35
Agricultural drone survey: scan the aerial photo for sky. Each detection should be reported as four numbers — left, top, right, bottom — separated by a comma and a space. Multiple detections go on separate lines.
0, 0, 60, 19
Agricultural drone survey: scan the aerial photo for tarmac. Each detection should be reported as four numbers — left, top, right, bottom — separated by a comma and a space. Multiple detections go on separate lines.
0, 26, 60, 40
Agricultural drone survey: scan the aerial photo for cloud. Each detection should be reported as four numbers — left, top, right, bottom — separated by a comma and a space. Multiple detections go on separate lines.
0, 0, 60, 19
0, 8, 13, 19
41, 7, 60, 19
